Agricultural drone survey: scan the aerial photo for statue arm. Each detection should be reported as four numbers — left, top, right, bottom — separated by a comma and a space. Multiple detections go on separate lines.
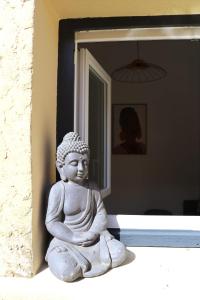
45, 183, 74, 243
88, 190, 107, 234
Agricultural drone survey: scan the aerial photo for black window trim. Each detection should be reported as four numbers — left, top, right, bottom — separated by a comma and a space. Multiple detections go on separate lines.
57, 15, 200, 247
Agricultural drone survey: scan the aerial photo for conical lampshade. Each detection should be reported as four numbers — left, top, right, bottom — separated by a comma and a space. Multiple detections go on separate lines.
112, 43, 167, 83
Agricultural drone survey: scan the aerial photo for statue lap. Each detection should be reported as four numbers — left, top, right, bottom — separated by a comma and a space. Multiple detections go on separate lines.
46, 235, 126, 281
48, 248, 82, 282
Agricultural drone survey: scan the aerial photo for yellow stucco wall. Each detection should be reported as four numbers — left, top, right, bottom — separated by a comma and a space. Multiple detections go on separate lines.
0, 0, 34, 277
49, 0, 200, 19
31, 0, 58, 274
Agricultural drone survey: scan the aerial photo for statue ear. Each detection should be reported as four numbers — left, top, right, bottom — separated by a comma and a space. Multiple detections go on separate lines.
56, 162, 67, 181
56, 161, 62, 172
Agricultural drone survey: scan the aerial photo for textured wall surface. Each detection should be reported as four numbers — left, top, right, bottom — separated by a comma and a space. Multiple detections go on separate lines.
0, 0, 35, 276
49, 0, 200, 18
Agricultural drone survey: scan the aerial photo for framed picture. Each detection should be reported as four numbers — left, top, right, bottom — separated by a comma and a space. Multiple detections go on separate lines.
112, 104, 147, 155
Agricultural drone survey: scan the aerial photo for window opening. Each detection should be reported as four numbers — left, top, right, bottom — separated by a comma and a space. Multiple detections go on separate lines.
76, 38, 200, 219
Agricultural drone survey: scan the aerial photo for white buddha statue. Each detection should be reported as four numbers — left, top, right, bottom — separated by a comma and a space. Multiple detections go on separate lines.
45, 132, 127, 282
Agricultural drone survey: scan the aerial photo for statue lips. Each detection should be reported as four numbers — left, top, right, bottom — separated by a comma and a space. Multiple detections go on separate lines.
77, 172, 84, 178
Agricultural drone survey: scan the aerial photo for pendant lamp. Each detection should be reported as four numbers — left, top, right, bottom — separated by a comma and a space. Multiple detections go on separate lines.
111, 42, 167, 83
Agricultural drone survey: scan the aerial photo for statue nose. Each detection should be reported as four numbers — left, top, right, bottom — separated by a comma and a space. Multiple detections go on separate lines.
78, 162, 84, 172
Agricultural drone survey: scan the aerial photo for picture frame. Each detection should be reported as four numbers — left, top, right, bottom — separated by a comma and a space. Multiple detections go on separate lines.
112, 104, 147, 155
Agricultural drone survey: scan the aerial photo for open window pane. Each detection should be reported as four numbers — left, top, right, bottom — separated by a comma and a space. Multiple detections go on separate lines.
75, 48, 111, 197
89, 68, 107, 189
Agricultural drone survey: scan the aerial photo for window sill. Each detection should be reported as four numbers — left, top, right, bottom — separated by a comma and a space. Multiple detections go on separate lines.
1, 247, 200, 300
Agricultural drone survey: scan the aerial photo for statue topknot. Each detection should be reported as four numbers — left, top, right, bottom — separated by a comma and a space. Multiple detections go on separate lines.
62, 132, 80, 143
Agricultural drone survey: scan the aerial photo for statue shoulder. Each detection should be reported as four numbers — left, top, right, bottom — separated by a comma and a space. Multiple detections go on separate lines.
46, 181, 65, 223
49, 180, 65, 198
89, 184, 102, 202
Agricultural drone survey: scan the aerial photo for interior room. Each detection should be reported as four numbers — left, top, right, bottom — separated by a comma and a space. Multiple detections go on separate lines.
79, 40, 200, 216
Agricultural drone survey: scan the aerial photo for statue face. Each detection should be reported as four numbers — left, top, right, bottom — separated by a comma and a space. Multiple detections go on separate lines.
61, 152, 89, 183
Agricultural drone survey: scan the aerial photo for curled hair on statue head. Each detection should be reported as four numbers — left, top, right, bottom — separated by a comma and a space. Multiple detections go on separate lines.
119, 107, 142, 140
56, 132, 89, 167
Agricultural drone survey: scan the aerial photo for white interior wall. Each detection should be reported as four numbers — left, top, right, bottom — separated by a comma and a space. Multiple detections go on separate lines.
80, 40, 200, 215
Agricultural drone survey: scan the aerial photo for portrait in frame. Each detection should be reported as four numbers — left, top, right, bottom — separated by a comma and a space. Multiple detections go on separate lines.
112, 104, 147, 155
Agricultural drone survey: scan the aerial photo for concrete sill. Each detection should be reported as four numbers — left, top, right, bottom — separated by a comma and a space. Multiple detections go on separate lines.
1, 247, 200, 300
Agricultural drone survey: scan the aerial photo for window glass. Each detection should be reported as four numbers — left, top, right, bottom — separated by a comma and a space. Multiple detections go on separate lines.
88, 67, 107, 189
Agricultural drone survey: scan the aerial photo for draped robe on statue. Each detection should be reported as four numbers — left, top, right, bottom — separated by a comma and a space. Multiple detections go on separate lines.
45, 181, 114, 277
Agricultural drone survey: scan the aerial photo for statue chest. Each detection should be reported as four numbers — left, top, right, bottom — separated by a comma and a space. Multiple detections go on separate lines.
63, 188, 89, 216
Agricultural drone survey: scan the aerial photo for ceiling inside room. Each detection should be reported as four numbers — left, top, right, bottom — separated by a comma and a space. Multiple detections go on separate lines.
79, 40, 200, 82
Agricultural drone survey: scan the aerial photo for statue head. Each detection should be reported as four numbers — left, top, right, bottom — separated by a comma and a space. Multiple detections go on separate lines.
56, 132, 89, 182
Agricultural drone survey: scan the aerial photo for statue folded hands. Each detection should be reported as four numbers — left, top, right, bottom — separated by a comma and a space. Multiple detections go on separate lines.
45, 132, 127, 282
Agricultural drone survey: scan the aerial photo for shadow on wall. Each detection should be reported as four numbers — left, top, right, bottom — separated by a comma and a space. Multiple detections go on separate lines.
34, 134, 54, 274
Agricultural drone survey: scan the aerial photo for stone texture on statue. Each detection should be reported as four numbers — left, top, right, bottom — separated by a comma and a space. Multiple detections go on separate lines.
45, 132, 127, 282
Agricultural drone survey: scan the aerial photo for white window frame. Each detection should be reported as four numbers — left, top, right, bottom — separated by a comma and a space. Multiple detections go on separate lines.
74, 26, 200, 234
75, 48, 111, 198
